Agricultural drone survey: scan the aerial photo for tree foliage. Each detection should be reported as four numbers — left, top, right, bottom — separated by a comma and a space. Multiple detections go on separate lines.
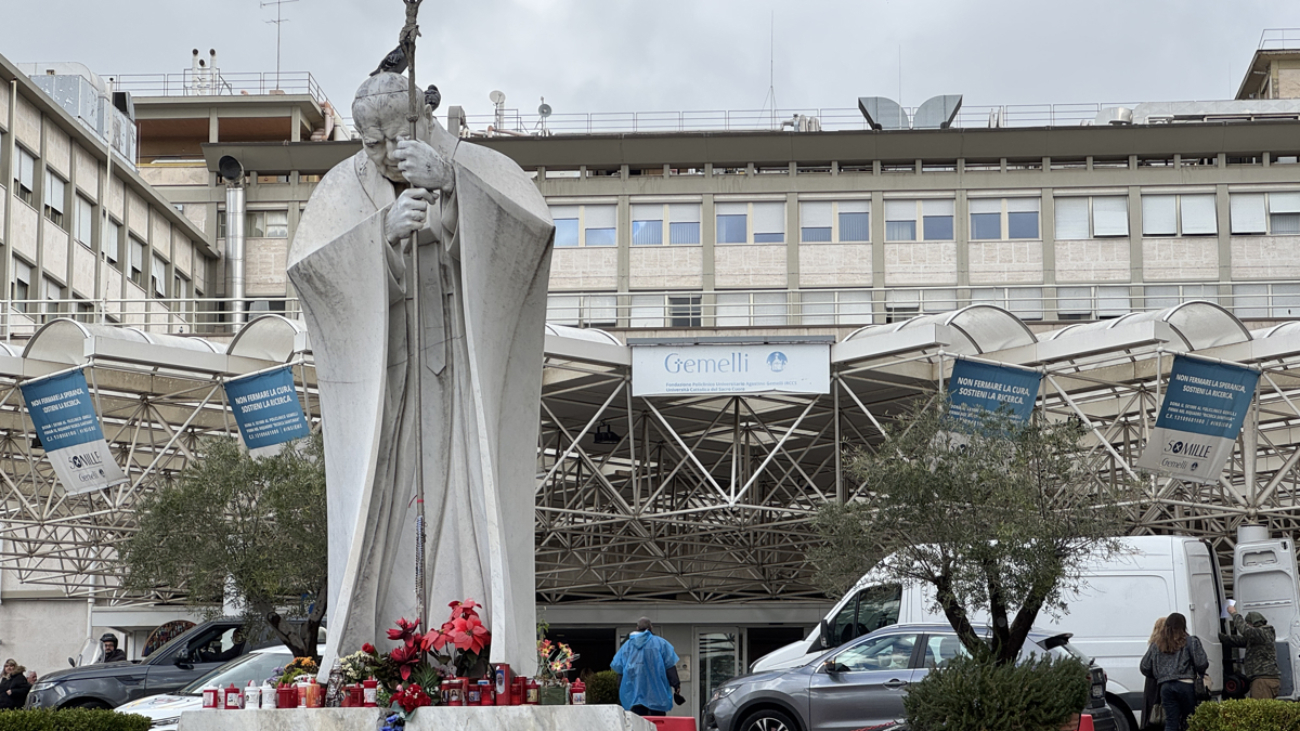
812, 396, 1132, 664
121, 434, 327, 659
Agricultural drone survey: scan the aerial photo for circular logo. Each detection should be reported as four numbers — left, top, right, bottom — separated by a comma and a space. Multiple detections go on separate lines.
1170, 441, 1185, 454
71, 456, 83, 468
1190, 462, 1199, 472
767, 351, 788, 372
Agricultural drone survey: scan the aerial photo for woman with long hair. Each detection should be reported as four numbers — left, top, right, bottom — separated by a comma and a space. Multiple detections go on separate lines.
1142, 617, 1167, 728
1140, 612, 1208, 731
0, 659, 29, 710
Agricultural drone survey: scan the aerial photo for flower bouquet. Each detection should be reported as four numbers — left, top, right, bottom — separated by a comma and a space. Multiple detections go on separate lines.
422, 599, 492, 679
536, 638, 579, 705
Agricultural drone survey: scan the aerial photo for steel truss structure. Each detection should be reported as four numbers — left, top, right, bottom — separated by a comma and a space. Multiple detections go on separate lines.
4, 304, 1300, 608
536, 305, 1300, 604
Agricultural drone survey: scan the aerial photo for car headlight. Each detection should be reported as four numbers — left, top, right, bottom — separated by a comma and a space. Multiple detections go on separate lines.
30, 681, 57, 693
710, 685, 739, 704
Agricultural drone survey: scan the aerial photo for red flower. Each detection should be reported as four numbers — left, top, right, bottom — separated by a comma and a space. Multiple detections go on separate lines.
389, 642, 420, 681
393, 683, 433, 713
387, 617, 421, 643
362, 643, 376, 655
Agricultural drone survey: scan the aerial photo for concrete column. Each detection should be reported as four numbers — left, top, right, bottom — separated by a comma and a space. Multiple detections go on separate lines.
955, 191, 969, 288
1041, 188, 1057, 319
785, 192, 799, 290
871, 190, 885, 323
616, 195, 630, 293
209, 109, 219, 143
1127, 185, 1143, 283
1216, 184, 1233, 284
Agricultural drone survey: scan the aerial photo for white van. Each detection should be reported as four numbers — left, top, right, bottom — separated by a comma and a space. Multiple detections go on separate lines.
753, 535, 1281, 731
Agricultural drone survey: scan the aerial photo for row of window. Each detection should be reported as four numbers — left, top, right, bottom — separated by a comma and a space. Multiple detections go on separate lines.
547, 192, 1300, 247
547, 283, 1299, 327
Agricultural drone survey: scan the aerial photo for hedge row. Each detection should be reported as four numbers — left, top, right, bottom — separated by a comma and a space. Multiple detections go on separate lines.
0, 710, 150, 731
1188, 699, 1300, 731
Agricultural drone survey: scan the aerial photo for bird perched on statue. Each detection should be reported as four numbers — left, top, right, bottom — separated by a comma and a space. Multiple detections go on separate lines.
425, 85, 441, 113
370, 46, 408, 77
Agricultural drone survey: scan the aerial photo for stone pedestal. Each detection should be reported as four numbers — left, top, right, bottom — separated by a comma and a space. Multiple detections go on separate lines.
177, 706, 656, 731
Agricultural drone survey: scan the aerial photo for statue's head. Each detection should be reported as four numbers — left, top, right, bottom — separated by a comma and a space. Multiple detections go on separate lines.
353, 72, 433, 183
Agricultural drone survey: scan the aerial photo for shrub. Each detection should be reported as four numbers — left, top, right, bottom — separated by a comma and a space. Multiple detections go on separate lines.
0, 709, 150, 731
581, 669, 621, 705
903, 653, 1089, 731
1188, 699, 1300, 731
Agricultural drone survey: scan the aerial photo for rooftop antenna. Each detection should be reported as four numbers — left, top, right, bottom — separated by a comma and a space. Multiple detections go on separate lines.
261, 0, 300, 91
490, 90, 506, 131
759, 11, 777, 128
537, 96, 552, 135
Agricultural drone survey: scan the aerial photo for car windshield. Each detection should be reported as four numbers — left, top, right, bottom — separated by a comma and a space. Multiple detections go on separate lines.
177, 651, 292, 695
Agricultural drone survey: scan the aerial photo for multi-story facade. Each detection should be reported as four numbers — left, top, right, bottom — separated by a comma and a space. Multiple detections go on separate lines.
0, 55, 216, 334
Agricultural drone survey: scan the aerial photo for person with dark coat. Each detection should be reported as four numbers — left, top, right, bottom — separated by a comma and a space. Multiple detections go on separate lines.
1142, 617, 1167, 728
1219, 605, 1281, 699
1140, 612, 1209, 731
0, 659, 31, 710
100, 633, 127, 663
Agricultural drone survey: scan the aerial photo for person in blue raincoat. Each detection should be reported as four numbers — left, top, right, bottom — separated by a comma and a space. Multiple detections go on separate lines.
610, 617, 683, 717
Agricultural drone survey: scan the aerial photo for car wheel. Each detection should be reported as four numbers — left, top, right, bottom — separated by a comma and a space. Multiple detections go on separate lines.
740, 709, 799, 731
1107, 700, 1133, 731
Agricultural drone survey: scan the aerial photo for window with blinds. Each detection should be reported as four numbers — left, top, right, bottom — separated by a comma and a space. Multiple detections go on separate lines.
799, 200, 870, 243
716, 202, 785, 244
1141, 194, 1217, 236
1229, 192, 1300, 235
1054, 196, 1129, 239
549, 204, 618, 247
970, 198, 1040, 240
885, 199, 953, 242
632, 203, 701, 245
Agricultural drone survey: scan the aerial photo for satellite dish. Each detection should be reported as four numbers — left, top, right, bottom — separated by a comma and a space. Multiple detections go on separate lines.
217, 155, 243, 183
489, 90, 506, 105
538, 103, 552, 118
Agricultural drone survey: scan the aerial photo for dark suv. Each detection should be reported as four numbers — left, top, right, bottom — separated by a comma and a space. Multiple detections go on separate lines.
26, 618, 252, 709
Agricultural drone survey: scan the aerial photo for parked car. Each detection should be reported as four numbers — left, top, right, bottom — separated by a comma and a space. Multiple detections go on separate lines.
752, 535, 1238, 730
25, 618, 254, 710
705, 623, 1115, 731
116, 647, 293, 731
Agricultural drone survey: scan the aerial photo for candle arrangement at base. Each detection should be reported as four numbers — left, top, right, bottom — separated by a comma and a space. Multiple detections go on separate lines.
194, 600, 587, 719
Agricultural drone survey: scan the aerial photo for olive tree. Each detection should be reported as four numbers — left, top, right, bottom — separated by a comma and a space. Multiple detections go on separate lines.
121, 434, 326, 660
813, 398, 1131, 665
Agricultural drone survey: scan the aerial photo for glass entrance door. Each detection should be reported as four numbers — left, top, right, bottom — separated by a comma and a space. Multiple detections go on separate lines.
697, 628, 742, 724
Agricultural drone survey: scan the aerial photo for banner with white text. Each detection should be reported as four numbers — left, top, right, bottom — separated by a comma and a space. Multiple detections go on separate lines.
224, 367, 311, 455
21, 370, 127, 495
1136, 355, 1259, 483
947, 359, 1042, 426
632, 343, 830, 396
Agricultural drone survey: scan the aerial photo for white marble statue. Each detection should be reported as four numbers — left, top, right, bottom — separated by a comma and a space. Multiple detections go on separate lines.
288, 72, 552, 676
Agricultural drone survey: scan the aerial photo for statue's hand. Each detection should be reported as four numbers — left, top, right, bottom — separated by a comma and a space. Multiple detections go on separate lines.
394, 140, 453, 192
386, 188, 434, 244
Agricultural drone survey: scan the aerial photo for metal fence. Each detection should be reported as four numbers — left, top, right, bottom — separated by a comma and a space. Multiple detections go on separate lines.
111, 70, 333, 109
456, 101, 1153, 137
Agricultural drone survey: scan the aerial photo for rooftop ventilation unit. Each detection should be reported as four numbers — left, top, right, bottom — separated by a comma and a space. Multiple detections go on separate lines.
1098, 107, 1134, 125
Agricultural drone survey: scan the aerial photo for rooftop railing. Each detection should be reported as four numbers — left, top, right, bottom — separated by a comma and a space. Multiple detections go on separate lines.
3, 282, 1297, 343
457, 101, 1147, 136
111, 69, 334, 110
1259, 28, 1300, 50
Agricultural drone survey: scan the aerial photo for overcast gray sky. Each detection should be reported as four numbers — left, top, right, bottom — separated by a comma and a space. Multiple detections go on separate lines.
2, 0, 1298, 121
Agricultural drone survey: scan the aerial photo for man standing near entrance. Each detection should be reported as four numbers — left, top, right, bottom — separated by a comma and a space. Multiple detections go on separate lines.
1220, 606, 1281, 698
611, 618, 683, 717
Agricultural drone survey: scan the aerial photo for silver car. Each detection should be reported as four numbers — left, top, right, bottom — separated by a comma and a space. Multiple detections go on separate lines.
704, 623, 1115, 731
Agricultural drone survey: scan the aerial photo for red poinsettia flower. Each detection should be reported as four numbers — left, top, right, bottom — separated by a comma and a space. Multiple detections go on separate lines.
389, 642, 421, 681
450, 614, 489, 654
387, 617, 421, 643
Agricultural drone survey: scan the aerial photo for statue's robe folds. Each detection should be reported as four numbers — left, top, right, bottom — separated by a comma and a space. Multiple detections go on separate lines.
288, 128, 552, 676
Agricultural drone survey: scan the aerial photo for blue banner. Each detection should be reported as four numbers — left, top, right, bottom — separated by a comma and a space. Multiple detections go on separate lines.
947, 359, 1042, 426
224, 367, 311, 452
21, 369, 126, 494
1137, 355, 1260, 482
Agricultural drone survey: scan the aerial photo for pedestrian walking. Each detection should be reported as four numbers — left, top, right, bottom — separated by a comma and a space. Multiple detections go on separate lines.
610, 617, 684, 717
1140, 612, 1208, 731
0, 660, 30, 710
1142, 616, 1167, 728
1219, 605, 1280, 699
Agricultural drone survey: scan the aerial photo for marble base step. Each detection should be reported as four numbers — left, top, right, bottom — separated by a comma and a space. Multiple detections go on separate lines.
177, 706, 656, 731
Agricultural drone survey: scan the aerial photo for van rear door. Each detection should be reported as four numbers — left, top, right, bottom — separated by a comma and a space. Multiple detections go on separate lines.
1183, 540, 1225, 692
1234, 535, 1300, 699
